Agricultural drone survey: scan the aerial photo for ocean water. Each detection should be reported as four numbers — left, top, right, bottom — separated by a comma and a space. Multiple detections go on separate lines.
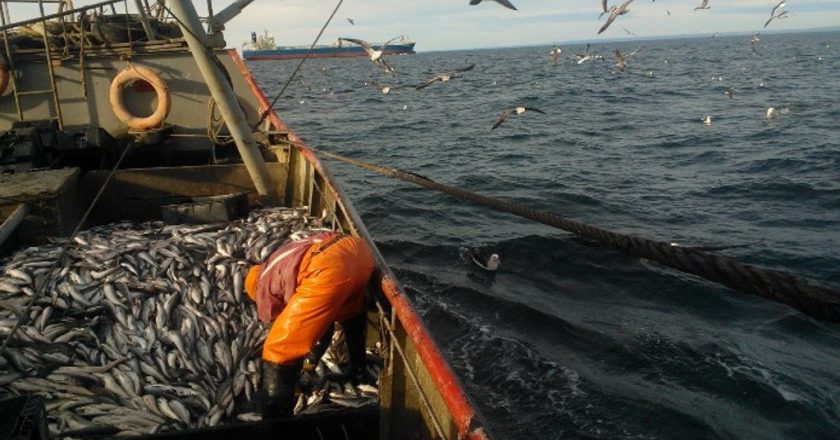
247, 31, 840, 439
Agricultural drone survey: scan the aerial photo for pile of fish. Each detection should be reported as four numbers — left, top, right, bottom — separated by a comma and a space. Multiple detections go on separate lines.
0, 208, 380, 437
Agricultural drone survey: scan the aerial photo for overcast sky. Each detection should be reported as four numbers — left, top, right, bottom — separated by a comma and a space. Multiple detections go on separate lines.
225, 0, 840, 51
8, 1, 840, 51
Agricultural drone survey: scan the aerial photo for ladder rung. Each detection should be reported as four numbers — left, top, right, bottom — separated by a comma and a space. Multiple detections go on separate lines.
16, 89, 55, 96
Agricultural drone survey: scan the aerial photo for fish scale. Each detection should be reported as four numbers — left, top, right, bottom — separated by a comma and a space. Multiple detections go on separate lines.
0, 207, 380, 435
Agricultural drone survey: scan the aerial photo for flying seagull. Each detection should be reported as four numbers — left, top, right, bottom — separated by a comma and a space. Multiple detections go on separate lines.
550, 46, 562, 64
575, 44, 595, 64
469, 0, 517, 11
347, 18, 355, 25
341, 37, 400, 74
599, 0, 613, 18
695, 0, 710, 10
764, 8, 789, 28
751, 33, 761, 54
613, 47, 639, 71
770, 0, 787, 16
492, 106, 546, 130
468, 248, 501, 271
623, 28, 637, 36
614, 49, 627, 71
416, 64, 476, 90
598, 0, 634, 35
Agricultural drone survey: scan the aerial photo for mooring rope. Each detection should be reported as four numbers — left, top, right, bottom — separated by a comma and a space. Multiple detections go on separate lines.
317, 149, 840, 323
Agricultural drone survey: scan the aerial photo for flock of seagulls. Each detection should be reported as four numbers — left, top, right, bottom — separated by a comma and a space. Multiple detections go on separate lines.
461, 0, 801, 126
282, 0, 815, 272
471, 0, 794, 35
295, 1, 807, 132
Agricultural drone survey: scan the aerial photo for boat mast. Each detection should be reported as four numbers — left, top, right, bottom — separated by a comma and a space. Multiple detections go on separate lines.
167, 0, 277, 205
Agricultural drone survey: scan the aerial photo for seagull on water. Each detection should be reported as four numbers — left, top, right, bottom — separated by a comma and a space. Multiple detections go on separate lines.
415, 64, 476, 90
598, 0, 634, 35
702, 116, 712, 125
341, 37, 400, 74
468, 248, 501, 271
724, 87, 733, 99
695, 0, 710, 10
368, 81, 404, 95
469, 0, 517, 11
491, 106, 546, 130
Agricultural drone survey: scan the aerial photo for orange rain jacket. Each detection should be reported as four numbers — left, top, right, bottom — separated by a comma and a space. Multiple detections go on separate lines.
246, 233, 375, 365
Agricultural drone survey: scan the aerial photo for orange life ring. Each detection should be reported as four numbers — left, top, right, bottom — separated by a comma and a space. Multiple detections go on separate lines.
0, 54, 9, 96
109, 64, 170, 131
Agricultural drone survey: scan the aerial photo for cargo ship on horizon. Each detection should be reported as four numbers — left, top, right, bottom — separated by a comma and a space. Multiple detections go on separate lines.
242, 31, 416, 60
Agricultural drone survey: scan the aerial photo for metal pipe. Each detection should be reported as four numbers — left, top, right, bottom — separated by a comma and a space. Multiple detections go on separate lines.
0, 0, 121, 32
166, 0, 276, 204
37, 0, 64, 130
132, 0, 156, 41
0, 204, 29, 247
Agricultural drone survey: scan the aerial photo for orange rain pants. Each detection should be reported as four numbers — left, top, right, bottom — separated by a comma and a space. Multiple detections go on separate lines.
262, 235, 375, 364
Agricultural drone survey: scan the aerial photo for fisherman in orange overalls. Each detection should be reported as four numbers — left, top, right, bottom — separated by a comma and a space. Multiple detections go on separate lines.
244, 231, 375, 418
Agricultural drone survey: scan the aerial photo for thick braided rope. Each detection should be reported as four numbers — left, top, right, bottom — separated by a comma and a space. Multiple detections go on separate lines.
319, 150, 840, 323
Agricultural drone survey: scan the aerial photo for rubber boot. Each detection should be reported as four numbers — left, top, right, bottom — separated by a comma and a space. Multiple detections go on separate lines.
260, 360, 300, 418
342, 313, 367, 383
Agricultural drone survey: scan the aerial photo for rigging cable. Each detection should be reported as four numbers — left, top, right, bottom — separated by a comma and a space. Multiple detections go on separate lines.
316, 149, 840, 323
252, 0, 344, 130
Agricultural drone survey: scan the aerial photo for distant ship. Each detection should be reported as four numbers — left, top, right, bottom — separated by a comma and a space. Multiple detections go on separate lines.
242, 31, 416, 60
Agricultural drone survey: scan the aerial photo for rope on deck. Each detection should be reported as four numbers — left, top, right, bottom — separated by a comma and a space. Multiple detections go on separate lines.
317, 150, 840, 323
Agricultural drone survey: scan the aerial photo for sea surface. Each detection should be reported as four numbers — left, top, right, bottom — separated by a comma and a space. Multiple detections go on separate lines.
247, 31, 840, 439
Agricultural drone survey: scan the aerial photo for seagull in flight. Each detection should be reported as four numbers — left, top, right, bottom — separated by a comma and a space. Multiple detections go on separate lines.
575, 44, 596, 64
341, 37, 400, 74
469, 0, 517, 11
613, 47, 639, 71
695, 0, 710, 10
614, 49, 627, 71
764, 2, 789, 29
771, 0, 787, 16
491, 106, 546, 130
347, 18, 355, 25
416, 64, 475, 90
623, 28, 638, 36
550, 46, 562, 64
599, 0, 614, 18
598, 0, 634, 35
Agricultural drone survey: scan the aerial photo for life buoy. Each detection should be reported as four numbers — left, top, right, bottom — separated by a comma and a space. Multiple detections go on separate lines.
0, 53, 9, 96
109, 64, 170, 131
